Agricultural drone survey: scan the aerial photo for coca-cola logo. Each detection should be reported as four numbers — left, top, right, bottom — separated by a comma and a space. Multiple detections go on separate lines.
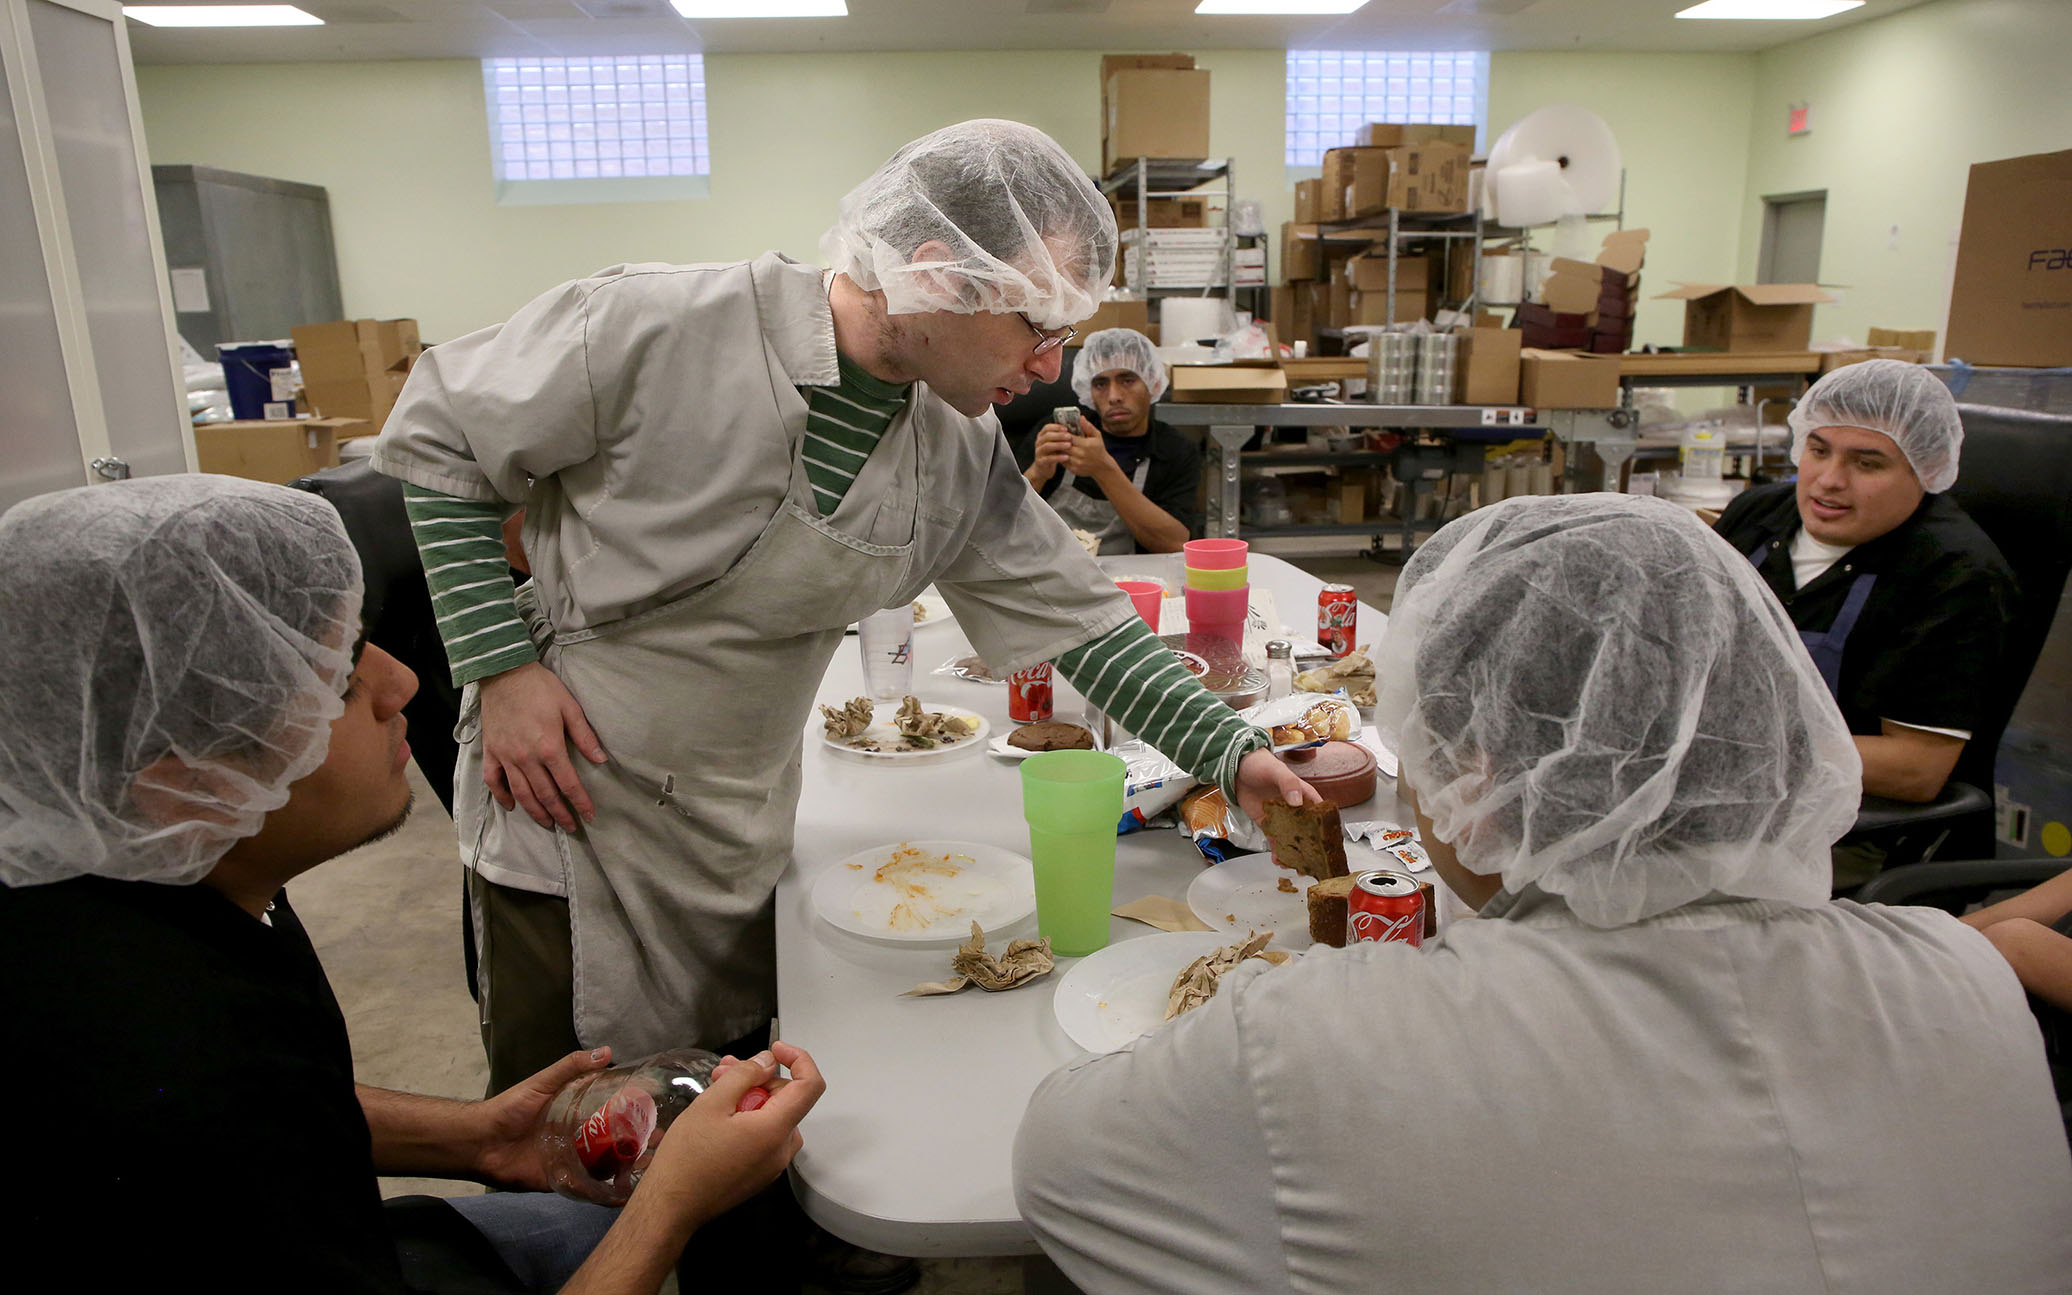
1349, 909, 1419, 944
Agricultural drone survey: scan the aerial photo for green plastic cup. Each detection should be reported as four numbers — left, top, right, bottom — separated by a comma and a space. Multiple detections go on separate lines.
1020, 750, 1126, 956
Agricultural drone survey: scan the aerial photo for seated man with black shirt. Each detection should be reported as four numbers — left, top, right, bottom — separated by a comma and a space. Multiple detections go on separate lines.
0, 476, 821, 1293
1012, 327, 1200, 554
1714, 360, 2017, 885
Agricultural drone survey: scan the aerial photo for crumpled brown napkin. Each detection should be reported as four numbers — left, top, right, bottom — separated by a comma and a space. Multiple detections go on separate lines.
904, 921, 1056, 996
1112, 895, 1214, 933
1165, 931, 1291, 1021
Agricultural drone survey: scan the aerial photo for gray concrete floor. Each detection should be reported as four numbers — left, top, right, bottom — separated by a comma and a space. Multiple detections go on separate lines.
291, 552, 1395, 1289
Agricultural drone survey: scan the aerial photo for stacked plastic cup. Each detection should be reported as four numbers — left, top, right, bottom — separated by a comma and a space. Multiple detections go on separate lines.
1184, 538, 1249, 649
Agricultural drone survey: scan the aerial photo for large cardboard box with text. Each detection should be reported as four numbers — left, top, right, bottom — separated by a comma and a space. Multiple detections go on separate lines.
1945, 148, 2072, 368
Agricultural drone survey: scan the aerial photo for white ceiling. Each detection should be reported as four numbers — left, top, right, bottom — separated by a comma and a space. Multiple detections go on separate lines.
124, 0, 1935, 65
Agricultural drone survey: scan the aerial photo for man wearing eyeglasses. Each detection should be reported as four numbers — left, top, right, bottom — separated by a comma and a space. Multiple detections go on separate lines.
372, 116, 1321, 1141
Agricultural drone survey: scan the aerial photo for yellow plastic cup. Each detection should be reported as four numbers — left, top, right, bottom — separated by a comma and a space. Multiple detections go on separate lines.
1019, 750, 1126, 956
1185, 564, 1248, 592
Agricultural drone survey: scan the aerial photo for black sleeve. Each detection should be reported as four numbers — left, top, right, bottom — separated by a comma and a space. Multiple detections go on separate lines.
1143, 430, 1204, 540
1850, 554, 2016, 734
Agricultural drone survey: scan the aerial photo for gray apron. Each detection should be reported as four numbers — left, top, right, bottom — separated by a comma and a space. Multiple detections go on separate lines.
1049, 457, 1151, 556
463, 409, 921, 1057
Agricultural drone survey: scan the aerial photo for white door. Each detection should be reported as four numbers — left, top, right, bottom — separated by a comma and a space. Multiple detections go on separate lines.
0, 0, 192, 514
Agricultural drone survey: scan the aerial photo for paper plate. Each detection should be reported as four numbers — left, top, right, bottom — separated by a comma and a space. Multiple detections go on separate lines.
1187, 853, 1315, 949
986, 724, 1103, 762
845, 588, 952, 635
820, 702, 988, 761
812, 839, 1036, 943
1051, 931, 1259, 1055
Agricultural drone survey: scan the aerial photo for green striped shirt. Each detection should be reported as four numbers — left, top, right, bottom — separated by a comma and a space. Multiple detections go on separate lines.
402, 485, 536, 687
802, 354, 908, 516
1055, 619, 1268, 798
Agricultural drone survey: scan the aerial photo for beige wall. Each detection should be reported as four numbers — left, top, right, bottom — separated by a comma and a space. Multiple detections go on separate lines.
1488, 51, 1756, 350
134, 51, 1289, 343
1740, 0, 2072, 353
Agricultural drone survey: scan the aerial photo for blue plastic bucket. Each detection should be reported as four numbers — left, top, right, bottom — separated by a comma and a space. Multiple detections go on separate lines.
216, 341, 296, 421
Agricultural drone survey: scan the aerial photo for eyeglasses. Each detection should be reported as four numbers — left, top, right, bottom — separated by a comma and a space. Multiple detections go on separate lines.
1017, 312, 1076, 356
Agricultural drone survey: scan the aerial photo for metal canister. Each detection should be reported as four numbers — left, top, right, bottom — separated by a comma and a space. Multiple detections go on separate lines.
1052, 406, 1083, 435
1264, 639, 1294, 702
1009, 661, 1054, 723
1348, 869, 1425, 947
1317, 583, 1357, 659
1415, 332, 1459, 406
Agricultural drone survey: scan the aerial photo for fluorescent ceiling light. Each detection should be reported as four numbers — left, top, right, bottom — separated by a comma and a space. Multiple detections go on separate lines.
1675, 0, 1863, 18
1196, 0, 1370, 13
670, 0, 847, 16
123, 5, 322, 25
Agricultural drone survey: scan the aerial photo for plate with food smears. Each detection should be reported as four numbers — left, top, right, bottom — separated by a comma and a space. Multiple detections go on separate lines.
812, 840, 1037, 944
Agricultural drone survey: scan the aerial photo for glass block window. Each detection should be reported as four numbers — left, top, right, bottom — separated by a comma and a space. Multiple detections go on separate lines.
483, 55, 708, 182
1285, 50, 1488, 167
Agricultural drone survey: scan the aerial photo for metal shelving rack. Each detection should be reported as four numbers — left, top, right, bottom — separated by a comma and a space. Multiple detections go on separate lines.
1100, 158, 1250, 316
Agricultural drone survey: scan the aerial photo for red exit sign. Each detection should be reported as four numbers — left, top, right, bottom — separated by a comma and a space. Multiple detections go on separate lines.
1788, 103, 1812, 136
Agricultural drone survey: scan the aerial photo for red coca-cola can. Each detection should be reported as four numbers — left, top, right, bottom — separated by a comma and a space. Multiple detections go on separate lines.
1009, 661, 1054, 723
1318, 583, 1357, 659
1347, 869, 1424, 947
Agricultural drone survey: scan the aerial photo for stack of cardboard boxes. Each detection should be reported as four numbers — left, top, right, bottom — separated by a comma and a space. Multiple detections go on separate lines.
1516, 229, 1650, 353
291, 317, 422, 433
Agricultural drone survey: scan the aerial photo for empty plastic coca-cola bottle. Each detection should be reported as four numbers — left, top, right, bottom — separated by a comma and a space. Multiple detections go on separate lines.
536, 1048, 770, 1204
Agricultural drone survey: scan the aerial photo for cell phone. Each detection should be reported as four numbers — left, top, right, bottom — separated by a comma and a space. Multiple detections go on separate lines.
1053, 406, 1085, 436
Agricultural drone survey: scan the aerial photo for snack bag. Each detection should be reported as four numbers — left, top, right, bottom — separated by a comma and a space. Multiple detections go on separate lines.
1241, 695, 1360, 752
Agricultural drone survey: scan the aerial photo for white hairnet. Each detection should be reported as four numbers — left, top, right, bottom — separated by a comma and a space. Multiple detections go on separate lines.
1375, 494, 1860, 928
1071, 328, 1168, 404
0, 476, 363, 888
820, 119, 1118, 331
1787, 359, 1962, 493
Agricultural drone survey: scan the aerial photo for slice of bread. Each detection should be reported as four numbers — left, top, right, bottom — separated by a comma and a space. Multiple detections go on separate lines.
1305, 873, 1359, 947
1261, 798, 1348, 883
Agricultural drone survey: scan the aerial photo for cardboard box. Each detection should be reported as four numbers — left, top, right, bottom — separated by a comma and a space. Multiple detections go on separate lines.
1346, 148, 1391, 218
291, 318, 421, 434
1654, 282, 1835, 353
1113, 196, 1209, 230
1168, 364, 1289, 404
1079, 296, 1152, 337
1869, 326, 1937, 351
1319, 147, 1386, 221
1270, 284, 1315, 344
1944, 149, 2072, 368
1323, 280, 1352, 329
1357, 123, 1477, 150
1455, 321, 1522, 405
1519, 349, 1621, 409
1337, 469, 1371, 524
1342, 252, 1429, 294
1104, 67, 1210, 171
1281, 222, 1321, 281
1350, 289, 1429, 325
1385, 143, 1470, 214
194, 418, 346, 483
1293, 178, 1321, 224
1514, 302, 1592, 350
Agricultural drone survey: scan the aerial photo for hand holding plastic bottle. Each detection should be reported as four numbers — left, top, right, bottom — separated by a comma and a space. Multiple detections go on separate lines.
636, 1043, 825, 1228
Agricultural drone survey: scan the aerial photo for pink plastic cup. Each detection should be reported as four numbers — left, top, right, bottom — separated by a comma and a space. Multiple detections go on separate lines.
1116, 580, 1164, 630
1183, 538, 1249, 571
1185, 585, 1250, 647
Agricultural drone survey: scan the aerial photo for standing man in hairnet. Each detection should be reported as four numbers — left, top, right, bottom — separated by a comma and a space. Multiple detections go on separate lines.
372, 119, 1317, 1099
1714, 360, 2016, 883
1016, 494, 2072, 1293
1013, 327, 1200, 554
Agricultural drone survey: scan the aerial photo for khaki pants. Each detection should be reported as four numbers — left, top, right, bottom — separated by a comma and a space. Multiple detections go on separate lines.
469, 872, 582, 1096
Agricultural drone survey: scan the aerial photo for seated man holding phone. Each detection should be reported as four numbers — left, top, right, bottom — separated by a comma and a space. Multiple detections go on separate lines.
1012, 328, 1201, 554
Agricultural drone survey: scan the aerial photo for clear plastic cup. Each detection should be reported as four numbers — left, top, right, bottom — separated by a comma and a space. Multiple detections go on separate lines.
1020, 750, 1126, 956
856, 606, 914, 700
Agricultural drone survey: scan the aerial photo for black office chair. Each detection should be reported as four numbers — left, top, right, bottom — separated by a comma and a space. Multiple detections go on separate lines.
1846, 403, 2072, 867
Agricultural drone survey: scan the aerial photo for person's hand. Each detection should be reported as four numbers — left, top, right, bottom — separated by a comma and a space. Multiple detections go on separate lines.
635, 1042, 826, 1230
1234, 747, 1324, 827
471, 1046, 615, 1192
480, 661, 608, 831
1065, 428, 1121, 483
1025, 423, 1073, 487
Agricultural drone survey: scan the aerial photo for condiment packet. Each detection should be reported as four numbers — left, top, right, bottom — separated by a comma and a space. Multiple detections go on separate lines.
1114, 739, 1197, 834
1240, 695, 1360, 752
903, 922, 1055, 997
1341, 821, 1431, 873
1113, 895, 1215, 933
